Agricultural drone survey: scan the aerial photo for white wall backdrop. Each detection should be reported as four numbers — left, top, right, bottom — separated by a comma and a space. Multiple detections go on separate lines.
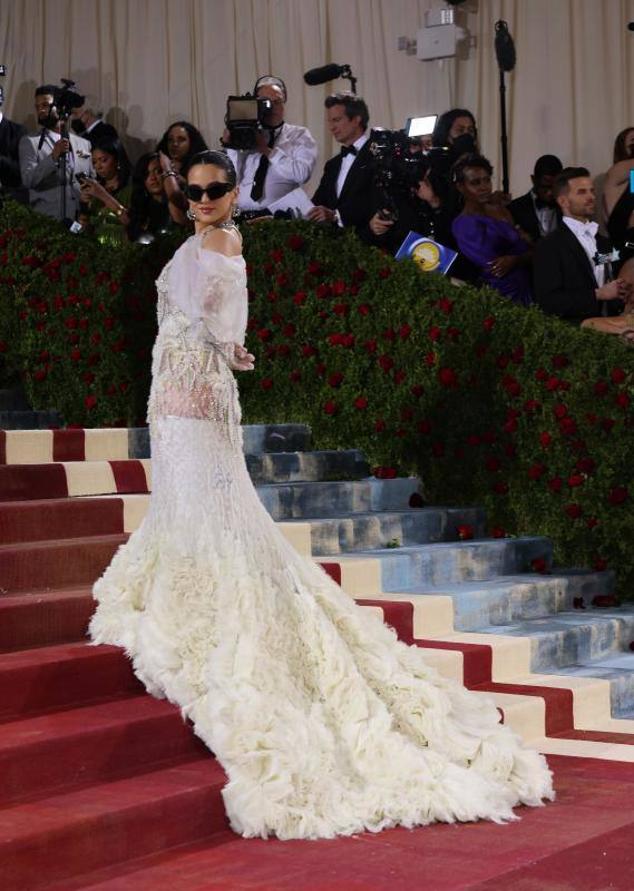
1, 0, 634, 195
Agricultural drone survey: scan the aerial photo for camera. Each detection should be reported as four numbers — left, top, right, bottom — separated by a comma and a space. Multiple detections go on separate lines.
53, 78, 85, 119
367, 128, 426, 220
223, 94, 273, 151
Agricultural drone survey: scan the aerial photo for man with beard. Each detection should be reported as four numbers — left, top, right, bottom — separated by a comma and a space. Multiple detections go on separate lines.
19, 84, 93, 221
224, 76, 317, 215
534, 167, 630, 323
509, 154, 563, 241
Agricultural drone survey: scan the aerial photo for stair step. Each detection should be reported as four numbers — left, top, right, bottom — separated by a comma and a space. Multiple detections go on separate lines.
0, 757, 226, 890
0, 409, 62, 430
0, 585, 94, 651
0, 694, 207, 806
0, 497, 125, 544
0, 642, 142, 719
392, 571, 615, 630
256, 477, 421, 520
551, 653, 634, 717
246, 448, 369, 484
0, 534, 127, 592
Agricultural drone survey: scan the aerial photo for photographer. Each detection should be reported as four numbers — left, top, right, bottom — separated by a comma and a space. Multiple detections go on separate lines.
224, 76, 317, 213
19, 83, 93, 221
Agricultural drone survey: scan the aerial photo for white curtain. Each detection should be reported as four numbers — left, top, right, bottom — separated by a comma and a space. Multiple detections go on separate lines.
1, 0, 634, 195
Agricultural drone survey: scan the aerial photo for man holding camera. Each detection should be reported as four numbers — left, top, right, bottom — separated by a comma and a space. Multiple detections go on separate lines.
224, 76, 317, 214
19, 84, 93, 222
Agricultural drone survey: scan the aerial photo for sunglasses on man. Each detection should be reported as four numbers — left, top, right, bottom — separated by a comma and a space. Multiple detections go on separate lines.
185, 182, 234, 201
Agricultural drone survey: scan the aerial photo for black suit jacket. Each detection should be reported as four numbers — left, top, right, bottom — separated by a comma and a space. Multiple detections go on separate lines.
509, 190, 560, 241
534, 224, 619, 323
85, 120, 119, 149
312, 141, 380, 241
0, 116, 27, 191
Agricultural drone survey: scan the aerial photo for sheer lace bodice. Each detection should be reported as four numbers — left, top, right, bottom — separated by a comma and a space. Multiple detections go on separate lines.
90, 235, 554, 841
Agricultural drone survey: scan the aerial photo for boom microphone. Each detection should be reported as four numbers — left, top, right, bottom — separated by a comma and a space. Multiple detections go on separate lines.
303, 64, 347, 86
494, 20, 516, 72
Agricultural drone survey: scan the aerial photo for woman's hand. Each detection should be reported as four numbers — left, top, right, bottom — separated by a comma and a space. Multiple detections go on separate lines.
80, 178, 109, 204
368, 211, 394, 237
231, 344, 255, 372
159, 151, 173, 174
488, 255, 517, 278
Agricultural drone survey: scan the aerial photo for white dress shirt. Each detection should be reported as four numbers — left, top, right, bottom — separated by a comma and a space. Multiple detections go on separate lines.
532, 193, 557, 237
335, 132, 369, 198
228, 122, 318, 211
562, 216, 605, 287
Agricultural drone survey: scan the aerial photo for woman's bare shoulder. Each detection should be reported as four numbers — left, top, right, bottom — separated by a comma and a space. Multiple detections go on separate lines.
200, 226, 242, 257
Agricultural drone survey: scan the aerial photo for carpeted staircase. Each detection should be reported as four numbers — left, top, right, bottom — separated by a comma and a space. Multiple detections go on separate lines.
2, 422, 634, 890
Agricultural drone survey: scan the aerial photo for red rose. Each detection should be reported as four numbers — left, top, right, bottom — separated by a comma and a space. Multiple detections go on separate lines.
411, 384, 424, 397
447, 326, 461, 341
293, 291, 307, 306
375, 419, 386, 432
276, 344, 290, 357
559, 416, 577, 436
428, 325, 442, 342
87, 352, 101, 366
354, 396, 368, 410
545, 376, 561, 391
491, 526, 507, 538
576, 457, 596, 474
564, 503, 583, 518
608, 486, 629, 505
260, 378, 273, 390
548, 477, 563, 493
394, 370, 406, 385
528, 463, 546, 480
535, 368, 548, 381
282, 324, 296, 338
483, 316, 496, 331
103, 317, 114, 330
275, 272, 288, 287
289, 369, 301, 383
378, 354, 394, 373
333, 303, 349, 316
493, 481, 509, 495
308, 260, 322, 275
616, 392, 630, 409
593, 557, 609, 572
568, 474, 585, 488
424, 352, 437, 366
302, 344, 317, 358
352, 267, 367, 283
328, 372, 344, 388
553, 403, 568, 419
496, 355, 510, 370
357, 303, 371, 316
270, 248, 284, 263
287, 234, 305, 251
438, 367, 458, 388
611, 367, 626, 384
531, 557, 549, 574
90, 332, 101, 345
502, 375, 521, 397
436, 297, 453, 314
33, 368, 47, 381
503, 418, 518, 434
64, 316, 78, 330
457, 524, 474, 540
485, 456, 501, 472
84, 394, 97, 410
383, 328, 396, 341
601, 418, 616, 433
332, 279, 347, 296
511, 345, 524, 364
82, 371, 95, 384
524, 399, 541, 413
70, 348, 81, 362
364, 339, 377, 354
552, 354, 569, 368
378, 267, 391, 279
108, 281, 120, 295
315, 283, 330, 299
316, 363, 326, 376
586, 517, 599, 529
399, 324, 412, 340
467, 434, 481, 446
594, 380, 608, 396
323, 400, 338, 415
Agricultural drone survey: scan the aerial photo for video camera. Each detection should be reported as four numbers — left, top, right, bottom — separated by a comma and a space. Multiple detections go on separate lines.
53, 78, 85, 119
223, 94, 273, 151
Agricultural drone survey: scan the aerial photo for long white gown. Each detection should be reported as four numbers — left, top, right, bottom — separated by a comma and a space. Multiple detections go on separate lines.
90, 231, 554, 840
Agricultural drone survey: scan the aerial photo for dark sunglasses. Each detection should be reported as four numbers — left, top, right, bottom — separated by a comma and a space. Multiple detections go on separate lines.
186, 182, 233, 201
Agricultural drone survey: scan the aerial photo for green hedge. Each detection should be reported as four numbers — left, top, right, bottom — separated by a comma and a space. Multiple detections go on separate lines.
1, 201, 632, 592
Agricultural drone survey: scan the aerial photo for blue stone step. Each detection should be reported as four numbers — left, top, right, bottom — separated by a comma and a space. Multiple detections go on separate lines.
126, 424, 313, 459
392, 571, 615, 630
255, 478, 423, 521
284, 506, 485, 555
550, 652, 634, 718
343, 537, 552, 587
246, 449, 369, 484
0, 410, 62, 430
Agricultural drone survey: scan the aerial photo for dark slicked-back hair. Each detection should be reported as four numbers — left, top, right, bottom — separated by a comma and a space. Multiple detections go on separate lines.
613, 127, 634, 163
451, 153, 493, 185
553, 166, 591, 199
187, 150, 237, 187
533, 154, 563, 180
432, 108, 477, 148
324, 92, 370, 130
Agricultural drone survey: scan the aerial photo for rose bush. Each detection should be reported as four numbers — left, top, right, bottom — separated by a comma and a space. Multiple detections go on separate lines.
1, 202, 632, 593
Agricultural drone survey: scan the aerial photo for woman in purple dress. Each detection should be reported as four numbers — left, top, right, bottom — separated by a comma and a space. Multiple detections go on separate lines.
452, 154, 533, 306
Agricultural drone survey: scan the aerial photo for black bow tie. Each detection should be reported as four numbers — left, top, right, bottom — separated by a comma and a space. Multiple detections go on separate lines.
341, 145, 358, 158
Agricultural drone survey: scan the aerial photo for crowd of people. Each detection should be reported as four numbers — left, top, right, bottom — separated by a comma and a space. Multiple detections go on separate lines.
1, 77, 633, 336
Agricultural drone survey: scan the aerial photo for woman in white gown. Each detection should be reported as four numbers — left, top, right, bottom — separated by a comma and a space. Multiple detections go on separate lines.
90, 150, 554, 840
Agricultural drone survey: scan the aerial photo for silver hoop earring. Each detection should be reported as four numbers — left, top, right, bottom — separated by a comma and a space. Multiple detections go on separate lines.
186, 207, 197, 221
232, 203, 239, 218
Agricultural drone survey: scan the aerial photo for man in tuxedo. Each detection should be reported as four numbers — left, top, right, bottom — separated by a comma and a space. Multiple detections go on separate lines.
19, 84, 93, 222
534, 167, 629, 323
309, 92, 382, 241
0, 93, 27, 202
510, 154, 562, 241
70, 101, 119, 148
225, 76, 317, 214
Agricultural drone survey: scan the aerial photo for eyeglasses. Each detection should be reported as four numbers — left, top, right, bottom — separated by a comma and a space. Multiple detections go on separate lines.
185, 182, 233, 201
